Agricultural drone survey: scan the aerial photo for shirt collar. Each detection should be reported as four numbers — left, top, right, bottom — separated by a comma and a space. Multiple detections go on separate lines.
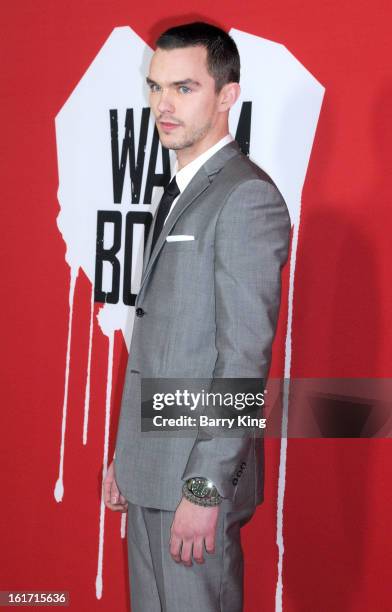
172, 133, 234, 194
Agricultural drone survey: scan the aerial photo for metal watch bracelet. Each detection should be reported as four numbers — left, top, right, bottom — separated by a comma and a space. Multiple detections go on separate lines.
182, 481, 223, 506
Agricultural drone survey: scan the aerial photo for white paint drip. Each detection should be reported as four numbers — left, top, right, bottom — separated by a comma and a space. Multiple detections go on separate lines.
54, 267, 79, 503
96, 330, 114, 599
275, 220, 299, 612
121, 512, 127, 539
83, 284, 95, 445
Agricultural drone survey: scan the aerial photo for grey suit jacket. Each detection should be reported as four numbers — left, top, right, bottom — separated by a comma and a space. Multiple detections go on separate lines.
114, 140, 291, 512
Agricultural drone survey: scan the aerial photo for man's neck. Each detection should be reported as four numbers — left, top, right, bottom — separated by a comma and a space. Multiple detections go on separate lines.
176, 130, 230, 171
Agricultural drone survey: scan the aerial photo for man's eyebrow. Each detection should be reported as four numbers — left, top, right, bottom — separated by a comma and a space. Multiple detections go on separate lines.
146, 77, 201, 87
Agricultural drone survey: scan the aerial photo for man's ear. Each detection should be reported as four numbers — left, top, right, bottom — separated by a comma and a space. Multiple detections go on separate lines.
218, 82, 241, 112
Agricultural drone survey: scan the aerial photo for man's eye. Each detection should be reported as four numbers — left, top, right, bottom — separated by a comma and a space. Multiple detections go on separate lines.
150, 84, 160, 92
178, 86, 191, 94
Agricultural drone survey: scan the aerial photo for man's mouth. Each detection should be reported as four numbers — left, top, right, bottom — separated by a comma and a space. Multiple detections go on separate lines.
159, 121, 180, 131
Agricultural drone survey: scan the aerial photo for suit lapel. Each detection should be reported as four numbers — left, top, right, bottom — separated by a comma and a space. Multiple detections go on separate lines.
139, 140, 241, 293
141, 172, 208, 276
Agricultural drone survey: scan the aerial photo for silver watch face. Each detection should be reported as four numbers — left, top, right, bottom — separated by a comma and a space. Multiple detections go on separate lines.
190, 478, 213, 498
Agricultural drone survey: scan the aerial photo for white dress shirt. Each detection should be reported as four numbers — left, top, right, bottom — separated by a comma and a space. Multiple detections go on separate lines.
163, 133, 234, 225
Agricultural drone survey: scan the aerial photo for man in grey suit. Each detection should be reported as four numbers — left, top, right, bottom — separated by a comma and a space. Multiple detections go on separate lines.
103, 21, 291, 612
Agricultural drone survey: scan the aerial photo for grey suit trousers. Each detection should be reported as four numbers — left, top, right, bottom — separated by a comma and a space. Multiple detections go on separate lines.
126, 499, 256, 612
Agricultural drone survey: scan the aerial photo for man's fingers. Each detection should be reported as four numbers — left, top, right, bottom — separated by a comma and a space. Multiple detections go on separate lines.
180, 539, 193, 567
204, 533, 216, 555
103, 479, 128, 512
104, 499, 128, 512
110, 481, 120, 504
192, 537, 205, 564
169, 534, 182, 563
102, 477, 112, 504
102, 463, 126, 508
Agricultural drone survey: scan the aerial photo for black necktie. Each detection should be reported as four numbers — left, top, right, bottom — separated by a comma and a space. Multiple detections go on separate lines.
150, 176, 180, 253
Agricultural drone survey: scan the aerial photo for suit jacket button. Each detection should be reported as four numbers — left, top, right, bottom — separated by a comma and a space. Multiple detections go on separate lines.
135, 307, 145, 317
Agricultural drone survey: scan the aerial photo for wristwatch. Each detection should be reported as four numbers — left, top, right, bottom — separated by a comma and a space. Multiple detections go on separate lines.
182, 476, 223, 506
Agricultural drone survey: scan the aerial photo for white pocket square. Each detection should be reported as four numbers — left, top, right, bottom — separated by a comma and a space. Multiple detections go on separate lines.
166, 235, 195, 242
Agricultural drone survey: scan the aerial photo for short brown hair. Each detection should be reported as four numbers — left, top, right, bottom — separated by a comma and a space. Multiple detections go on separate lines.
155, 21, 240, 94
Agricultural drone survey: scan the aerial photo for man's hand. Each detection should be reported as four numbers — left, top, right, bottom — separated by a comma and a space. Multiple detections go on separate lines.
103, 461, 128, 512
169, 497, 220, 566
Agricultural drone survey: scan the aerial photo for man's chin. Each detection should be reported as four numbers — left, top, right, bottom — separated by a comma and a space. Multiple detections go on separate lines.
159, 136, 184, 151
159, 135, 196, 151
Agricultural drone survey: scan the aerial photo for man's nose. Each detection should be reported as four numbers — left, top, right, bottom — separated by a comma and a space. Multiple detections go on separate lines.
156, 88, 175, 114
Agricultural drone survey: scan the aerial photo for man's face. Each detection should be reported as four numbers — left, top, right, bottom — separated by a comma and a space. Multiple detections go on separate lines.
146, 46, 220, 150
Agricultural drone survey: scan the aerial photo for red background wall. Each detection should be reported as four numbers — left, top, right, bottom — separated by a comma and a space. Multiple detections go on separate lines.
1, 1, 391, 610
